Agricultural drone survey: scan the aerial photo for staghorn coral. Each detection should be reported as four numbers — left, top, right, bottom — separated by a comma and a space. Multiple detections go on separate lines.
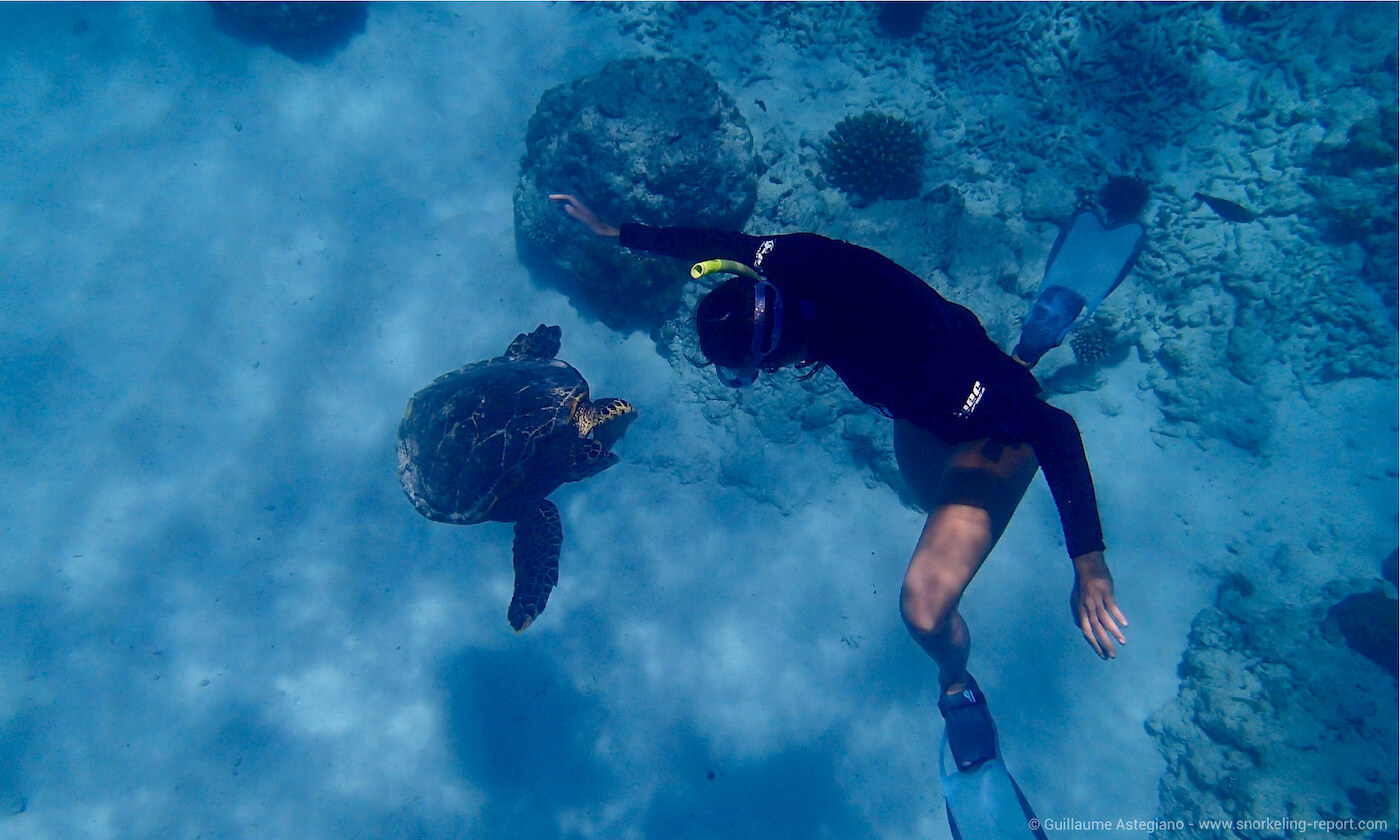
820, 112, 927, 204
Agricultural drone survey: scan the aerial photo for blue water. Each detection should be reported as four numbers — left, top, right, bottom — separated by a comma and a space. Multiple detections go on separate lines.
1, 4, 1395, 839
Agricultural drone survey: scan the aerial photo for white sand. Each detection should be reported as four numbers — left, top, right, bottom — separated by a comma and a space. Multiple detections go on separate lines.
0, 4, 1393, 839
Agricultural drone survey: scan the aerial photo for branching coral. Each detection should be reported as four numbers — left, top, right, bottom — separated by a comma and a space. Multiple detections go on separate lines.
1070, 322, 1113, 365
820, 112, 928, 204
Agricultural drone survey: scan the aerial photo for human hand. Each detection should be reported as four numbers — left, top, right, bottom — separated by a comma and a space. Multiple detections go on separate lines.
1070, 550, 1128, 659
548, 194, 619, 238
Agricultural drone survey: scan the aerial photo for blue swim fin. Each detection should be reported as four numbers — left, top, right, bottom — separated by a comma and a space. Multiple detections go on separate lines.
939, 731, 1049, 840
1014, 209, 1145, 366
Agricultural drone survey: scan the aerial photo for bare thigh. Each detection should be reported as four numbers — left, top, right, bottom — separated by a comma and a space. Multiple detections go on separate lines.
895, 420, 1040, 612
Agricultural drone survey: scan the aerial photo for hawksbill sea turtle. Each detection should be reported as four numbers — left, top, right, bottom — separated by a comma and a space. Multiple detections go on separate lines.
396, 324, 637, 631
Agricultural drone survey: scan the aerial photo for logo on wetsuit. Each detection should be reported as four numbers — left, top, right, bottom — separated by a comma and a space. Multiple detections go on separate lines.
753, 239, 775, 268
955, 380, 985, 419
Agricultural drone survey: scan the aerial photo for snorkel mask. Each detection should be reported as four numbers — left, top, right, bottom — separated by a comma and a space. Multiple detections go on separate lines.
692, 260, 784, 388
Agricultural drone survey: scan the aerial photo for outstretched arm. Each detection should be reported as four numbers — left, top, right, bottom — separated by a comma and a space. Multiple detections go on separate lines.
552, 193, 774, 267
1009, 397, 1128, 658
549, 194, 619, 238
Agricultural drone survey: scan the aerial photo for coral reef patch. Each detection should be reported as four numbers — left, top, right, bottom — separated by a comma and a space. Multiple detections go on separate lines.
1146, 575, 1398, 837
513, 57, 757, 333
578, 1, 1397, 490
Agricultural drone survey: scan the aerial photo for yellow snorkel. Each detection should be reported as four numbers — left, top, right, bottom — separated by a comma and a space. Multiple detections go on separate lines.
691, 259, 761, 281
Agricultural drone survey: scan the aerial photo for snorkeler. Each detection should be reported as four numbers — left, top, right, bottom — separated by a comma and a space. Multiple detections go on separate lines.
549, 193, 1129, 778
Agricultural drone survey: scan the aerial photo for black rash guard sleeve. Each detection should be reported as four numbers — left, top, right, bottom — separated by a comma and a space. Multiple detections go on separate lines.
1007, 397, 1105, 558
619, 223, 768, 265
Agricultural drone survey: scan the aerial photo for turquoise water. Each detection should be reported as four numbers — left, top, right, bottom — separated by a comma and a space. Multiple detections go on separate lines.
0, 4, 1395, 839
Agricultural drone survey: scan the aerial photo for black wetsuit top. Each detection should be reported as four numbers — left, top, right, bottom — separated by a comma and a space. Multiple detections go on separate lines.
620, 223, 1105, 559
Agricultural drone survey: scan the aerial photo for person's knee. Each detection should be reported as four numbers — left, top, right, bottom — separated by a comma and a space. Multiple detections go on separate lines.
900, 508, 990, 640
899, 573, 957, 639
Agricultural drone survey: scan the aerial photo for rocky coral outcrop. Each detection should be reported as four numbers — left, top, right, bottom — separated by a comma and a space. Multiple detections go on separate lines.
513, 57, 757, 333
209, 1, 366, 60
1146, 573, 1398, 838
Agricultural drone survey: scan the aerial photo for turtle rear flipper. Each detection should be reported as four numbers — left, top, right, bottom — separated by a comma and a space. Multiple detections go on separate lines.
508, 500, 562, 632
504, 324, 562, 361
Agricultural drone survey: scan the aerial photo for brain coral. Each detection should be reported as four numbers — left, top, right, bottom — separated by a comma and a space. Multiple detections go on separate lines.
820, 111, 927, 204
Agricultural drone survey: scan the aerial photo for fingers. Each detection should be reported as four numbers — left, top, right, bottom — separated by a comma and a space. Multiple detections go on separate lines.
1104, 595, 1128, 642
548, 194, 581, 218
1078, 608, 1106, 659
1110, 600, 1129, 628
1094, 607, 1123, 655
1075, 591, 1127, 660
1089, 610, 1114, 659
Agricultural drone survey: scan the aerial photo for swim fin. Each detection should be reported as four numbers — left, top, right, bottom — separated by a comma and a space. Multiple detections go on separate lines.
939, 730, 1049, 840
1013, 209, 1146, 367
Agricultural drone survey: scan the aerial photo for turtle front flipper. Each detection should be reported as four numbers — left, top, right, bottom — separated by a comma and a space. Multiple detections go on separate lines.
503, 324, 561, 361
564, 438, 619, 482
508, 499, 562, 632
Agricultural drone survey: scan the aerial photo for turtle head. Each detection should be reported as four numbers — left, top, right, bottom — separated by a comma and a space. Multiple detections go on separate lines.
576, 397, 637, 450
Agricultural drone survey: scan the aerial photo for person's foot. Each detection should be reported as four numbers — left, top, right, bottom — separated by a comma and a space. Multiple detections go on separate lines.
938, 674, 997, 772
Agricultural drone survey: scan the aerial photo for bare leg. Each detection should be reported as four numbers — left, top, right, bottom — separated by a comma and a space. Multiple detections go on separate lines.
893, 420, 1039, 692
901, 503, 992, 691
